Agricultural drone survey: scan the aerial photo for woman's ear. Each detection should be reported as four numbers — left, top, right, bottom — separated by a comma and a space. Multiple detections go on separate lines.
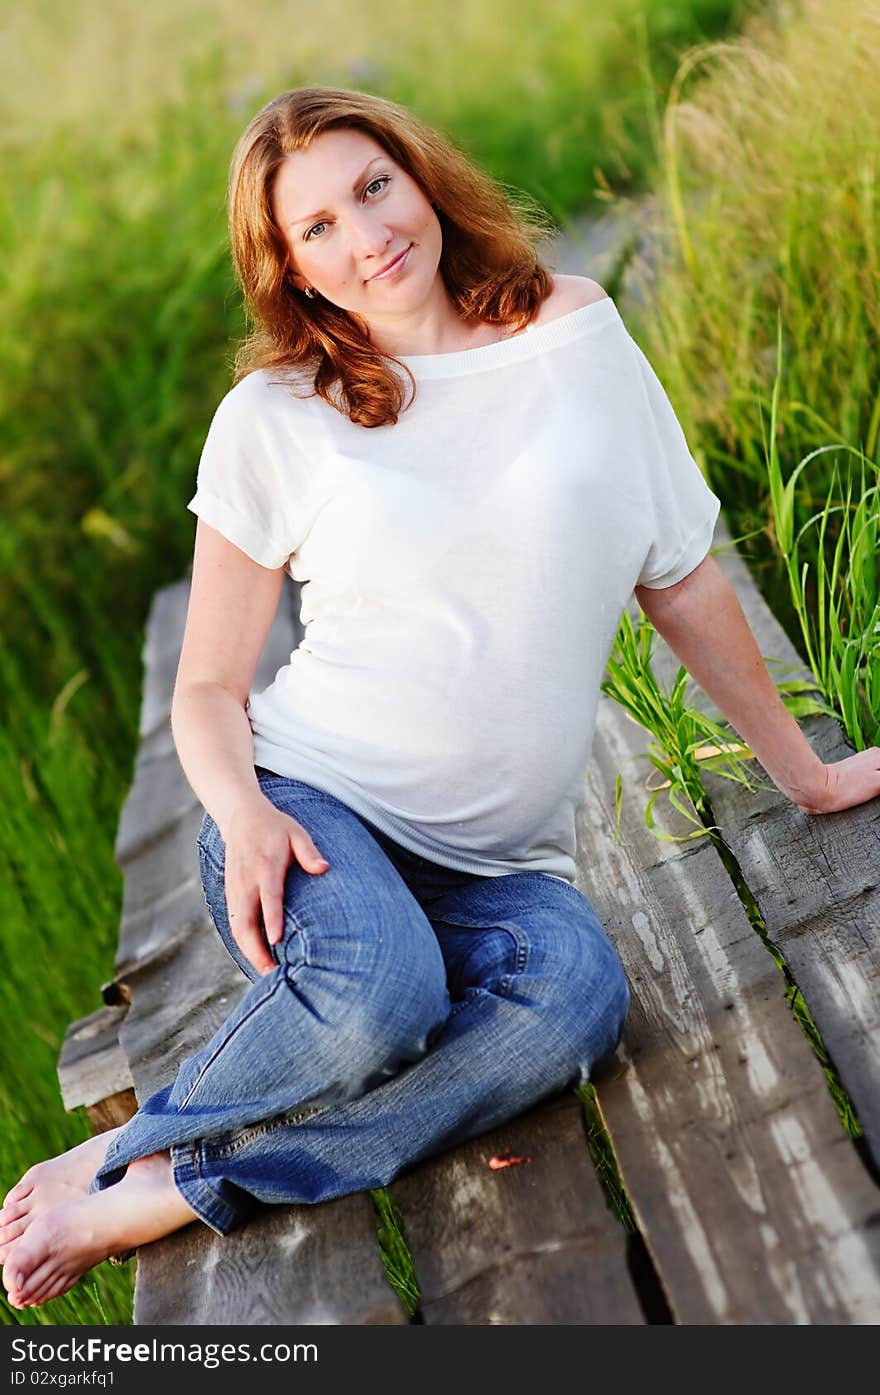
286, 262, 306, 292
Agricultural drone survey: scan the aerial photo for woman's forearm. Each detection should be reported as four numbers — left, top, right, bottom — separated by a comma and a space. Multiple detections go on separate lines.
635, 556, 827, 805
171, 681, 268, 840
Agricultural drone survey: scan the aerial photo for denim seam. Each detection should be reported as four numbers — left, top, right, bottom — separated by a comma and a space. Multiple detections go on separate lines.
199, 887, 222, 936
500, 926, 528, 995
176, 973, 289, 1112
198, 841, 224, 878
203, 1104, 329, 1160
171, 1145, 243, 1236
447, 989, 484, 1020
279, 905, 311, 968
430, 916, 530, 997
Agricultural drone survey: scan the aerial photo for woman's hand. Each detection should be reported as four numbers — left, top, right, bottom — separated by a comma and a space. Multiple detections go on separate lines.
221, 794, 330, 975
791, 746, 880, 815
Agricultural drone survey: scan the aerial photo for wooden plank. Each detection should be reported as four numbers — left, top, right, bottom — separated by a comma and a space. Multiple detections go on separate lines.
114, 814, 206, 975
576, 679, 880, 1322
704, 731, 880, 1169
110, 577, 405, 1325
115, 745, 204, 868
57, 1006, 138, 1133
636, 519, 880, 1171
58, 1005, 133, 1109
392, 1092, 644, 1324
82, 1092, 138, 1136
135, 1192, 406, 1325
684, 525, 880, 1174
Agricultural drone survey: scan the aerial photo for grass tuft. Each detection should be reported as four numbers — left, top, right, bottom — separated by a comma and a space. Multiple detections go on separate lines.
370, 1188, 421, 1319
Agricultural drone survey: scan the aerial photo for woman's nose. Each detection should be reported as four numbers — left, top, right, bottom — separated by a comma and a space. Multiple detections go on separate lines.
348, 211, 393, 259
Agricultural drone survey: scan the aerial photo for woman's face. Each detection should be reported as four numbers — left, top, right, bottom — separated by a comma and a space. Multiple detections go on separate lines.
271, 127, 443, 327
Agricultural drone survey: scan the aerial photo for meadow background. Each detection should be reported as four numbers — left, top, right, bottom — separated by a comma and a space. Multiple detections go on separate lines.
2, 0, 877, 1325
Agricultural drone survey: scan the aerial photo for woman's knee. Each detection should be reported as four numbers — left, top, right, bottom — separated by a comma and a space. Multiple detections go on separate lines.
198, 814, 451, 1086
254, 797, 451, 1059
328, 963, 450, 1077
287, 863, 451, 1060
514, 889, 630, 1069
199, 792, 448, 991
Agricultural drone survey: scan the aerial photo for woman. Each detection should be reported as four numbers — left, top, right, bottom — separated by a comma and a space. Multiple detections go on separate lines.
3, 87, 878, 1311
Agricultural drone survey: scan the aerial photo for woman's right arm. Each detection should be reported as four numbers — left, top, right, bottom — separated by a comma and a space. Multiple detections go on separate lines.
171, 519, 329, 974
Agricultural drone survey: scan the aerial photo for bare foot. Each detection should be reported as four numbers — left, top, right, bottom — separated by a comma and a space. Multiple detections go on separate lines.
0, 1130, 122, 1264
2, 1151, 198, 1309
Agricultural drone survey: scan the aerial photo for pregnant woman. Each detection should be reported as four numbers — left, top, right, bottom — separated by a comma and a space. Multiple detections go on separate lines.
4, 86, 878, 1310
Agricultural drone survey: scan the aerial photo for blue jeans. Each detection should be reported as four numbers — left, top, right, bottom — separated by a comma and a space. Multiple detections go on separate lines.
91, 772, 629, 1236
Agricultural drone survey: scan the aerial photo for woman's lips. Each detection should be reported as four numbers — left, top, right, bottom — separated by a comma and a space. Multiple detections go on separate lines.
368, 245, 412, 281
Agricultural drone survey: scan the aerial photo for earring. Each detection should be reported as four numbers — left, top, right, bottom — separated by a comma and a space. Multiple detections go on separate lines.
304, 286, 317, 299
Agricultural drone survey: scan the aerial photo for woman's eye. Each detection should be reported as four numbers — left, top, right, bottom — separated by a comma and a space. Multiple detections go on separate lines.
304, 221, 327, 241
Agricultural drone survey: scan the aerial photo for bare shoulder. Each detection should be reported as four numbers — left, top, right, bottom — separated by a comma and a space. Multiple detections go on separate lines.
534, 273, 609, 326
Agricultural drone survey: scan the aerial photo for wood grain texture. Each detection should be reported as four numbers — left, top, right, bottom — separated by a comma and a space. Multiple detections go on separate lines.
687, 523, 880, 1175
57, 1005, 133, 1111
704, 737, 880, 1170
111, 576, 404, 1325
577, 680, 880, 1322
114, 803, 207, 975
392, 1091, 644, 1324
636, 517, 880, 1172
57, 1006, 138, 1130
135, 1191, 406, 1326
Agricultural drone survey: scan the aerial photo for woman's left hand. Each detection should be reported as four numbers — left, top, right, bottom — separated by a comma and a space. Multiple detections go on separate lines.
791, 746, 880, 815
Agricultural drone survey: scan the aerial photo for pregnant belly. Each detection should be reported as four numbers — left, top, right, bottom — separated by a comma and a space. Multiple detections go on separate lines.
247, 652, 586, 846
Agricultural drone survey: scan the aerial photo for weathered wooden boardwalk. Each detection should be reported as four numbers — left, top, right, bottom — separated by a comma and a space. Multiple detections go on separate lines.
59, 513, 880, 1324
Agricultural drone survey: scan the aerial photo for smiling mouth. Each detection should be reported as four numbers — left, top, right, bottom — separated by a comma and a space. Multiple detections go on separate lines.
368, 245, 411, 281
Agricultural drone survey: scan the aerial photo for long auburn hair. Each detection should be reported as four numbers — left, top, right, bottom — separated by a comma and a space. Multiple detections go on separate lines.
228, 87, 555, 428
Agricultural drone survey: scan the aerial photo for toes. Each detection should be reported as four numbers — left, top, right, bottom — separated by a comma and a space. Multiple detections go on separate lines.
0, 1198, 29, 1228
2, 1262, 24, 1305
16, 1256, 84, 1310
16, 1273, 56, 1308
8, 1252, 52, 1307
1, 1202, 96, 1311
2, 1180, 34, 1208
2, 1220, 49, 1303
0, 1218, 28, 1261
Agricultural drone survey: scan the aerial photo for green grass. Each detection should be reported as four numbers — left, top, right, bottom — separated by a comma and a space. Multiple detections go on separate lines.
762, 312, 880, 750
371, 1189, 421, 1319
623, 0, 880, 693
577, 1085, 639, 1233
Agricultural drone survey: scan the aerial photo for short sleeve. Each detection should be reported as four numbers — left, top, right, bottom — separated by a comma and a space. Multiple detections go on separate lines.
187, 375, 308, 569
626, 338, 722, 590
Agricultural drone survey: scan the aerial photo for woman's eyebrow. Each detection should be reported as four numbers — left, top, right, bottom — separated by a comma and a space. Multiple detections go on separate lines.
287, 157, 387, 229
